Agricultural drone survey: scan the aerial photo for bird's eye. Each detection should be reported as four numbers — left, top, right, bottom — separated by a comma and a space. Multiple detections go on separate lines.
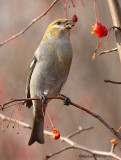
56, 22, 61, 25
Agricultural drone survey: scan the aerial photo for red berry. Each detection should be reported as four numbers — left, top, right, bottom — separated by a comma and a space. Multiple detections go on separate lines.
97, 26, 108, 38
102, 26, 108, 36
91, 22, 108, 38
72, 14, 78, 22
91, 22, 102, 34
51, 127, 60, 140
51, 132, 60, 140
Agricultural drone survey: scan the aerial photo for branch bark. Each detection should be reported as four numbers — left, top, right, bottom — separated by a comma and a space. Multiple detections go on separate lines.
98, 47, 117, 56
104, 79, 121, 84
107, 0, 121, 60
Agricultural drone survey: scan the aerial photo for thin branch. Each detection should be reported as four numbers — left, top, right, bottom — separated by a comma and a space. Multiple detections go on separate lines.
111, 143, 117, 153
0, 114, 121, 160
67, 126, 94, 139
0, 0, 59, 47
98, 47, 117, 56
0, 96, 121, 140
93, 154, 97, 160
111, 26, 121, 32
104, 80, 121, 84
45, 146, 74, 160
45, 138, 121, 160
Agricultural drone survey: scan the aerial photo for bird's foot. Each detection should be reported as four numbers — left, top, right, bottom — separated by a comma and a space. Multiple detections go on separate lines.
40, 95, 48, 105
60, 94, 71, 106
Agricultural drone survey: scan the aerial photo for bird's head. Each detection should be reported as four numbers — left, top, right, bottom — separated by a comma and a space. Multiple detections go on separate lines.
42, 19, 75, 42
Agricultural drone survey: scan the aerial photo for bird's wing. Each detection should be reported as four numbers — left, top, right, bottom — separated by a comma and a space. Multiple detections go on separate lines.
26, 57, 37, 108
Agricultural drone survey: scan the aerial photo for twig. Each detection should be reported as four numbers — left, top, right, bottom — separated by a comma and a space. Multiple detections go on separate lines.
45, 146, 74, 160
104, 80, 121, 84
111, 143, 117, 153
0, 96, 121, 140
111, 26, 121, 32
0, 0, 59, 47
98, 47, 117, 56
0, 114, 121, 160
93, 155, 97, 160
43, 138, 121, 160
67, 126, 93, 139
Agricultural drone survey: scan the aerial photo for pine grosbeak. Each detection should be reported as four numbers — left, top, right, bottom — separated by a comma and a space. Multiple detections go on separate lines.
26, 19, 75, 146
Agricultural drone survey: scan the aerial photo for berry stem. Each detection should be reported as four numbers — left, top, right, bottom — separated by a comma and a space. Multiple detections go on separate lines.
117, 127, 121, 132
17, 105, 22, 134
64, 0, 68, 18
69, 0, 71, 8
12, 106, 20, 128
6, 106, 18, 128
94, 0, 97, 22
113, 148, 121, 160
103, 30, 110, 49
42, 102, 48, 129
46, 109, 54, 128
44, 118, 48, 129
74, 0, 76, 14
96, 0, 101, 23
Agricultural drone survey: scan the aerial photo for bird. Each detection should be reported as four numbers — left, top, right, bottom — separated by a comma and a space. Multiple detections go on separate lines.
26, 18, 75, 146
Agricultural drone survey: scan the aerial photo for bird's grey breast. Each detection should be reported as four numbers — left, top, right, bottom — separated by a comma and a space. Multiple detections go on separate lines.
30, 38, 73, 96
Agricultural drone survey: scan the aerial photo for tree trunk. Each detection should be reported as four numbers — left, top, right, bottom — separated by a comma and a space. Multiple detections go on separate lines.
107, 0, 121, 61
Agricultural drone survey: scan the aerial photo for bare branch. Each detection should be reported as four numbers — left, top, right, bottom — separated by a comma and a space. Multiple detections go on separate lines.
111, 143, 117, 153
0, 0, 59, 47
0, 96, 121, 140
93, 155, 97, 160
45, 146, 74, 160
98, 47, 117, 56
67, 126, 94, 139
0, 114, 121, 160
104, 80, 121, 84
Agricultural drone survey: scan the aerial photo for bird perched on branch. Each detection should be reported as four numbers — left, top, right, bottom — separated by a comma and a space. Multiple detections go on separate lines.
26, 19, 75, 146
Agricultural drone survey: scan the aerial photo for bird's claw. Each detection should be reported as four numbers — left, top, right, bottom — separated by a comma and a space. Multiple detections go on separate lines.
40, 95, 48, 105
60, 94, 71, 106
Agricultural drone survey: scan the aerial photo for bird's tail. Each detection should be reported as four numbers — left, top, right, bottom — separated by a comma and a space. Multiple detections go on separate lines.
28, 116, 44, 146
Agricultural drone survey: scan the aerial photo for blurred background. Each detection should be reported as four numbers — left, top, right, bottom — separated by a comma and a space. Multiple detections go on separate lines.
0, 0, 121, 159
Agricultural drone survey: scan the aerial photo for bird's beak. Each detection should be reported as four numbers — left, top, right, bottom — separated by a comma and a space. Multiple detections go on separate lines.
66, 20, 75, 29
